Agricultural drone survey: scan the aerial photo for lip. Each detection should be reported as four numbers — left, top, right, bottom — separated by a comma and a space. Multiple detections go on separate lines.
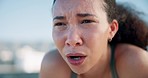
66, 53, 86, 66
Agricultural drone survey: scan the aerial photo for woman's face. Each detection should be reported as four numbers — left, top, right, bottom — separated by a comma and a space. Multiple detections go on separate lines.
52, 0, 117, 74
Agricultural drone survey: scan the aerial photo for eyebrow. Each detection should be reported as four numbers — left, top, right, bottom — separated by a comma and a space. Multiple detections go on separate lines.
77, 13, 96, 17
53, 16, 66, 21
53, 13, 96, 21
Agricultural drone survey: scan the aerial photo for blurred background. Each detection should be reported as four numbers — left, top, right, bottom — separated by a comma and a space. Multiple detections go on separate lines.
0, 0, 147, 78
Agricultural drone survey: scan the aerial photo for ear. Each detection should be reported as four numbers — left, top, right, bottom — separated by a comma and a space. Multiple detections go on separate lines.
109, 19, 118, 39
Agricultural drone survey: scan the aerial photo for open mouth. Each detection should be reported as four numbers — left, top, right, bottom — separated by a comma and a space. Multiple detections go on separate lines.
66, 53, 86, 65
69, 56, 85, 60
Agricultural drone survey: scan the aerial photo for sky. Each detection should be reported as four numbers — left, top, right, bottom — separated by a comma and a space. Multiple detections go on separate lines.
0, 0, 148, 42
0, 0, 53, 42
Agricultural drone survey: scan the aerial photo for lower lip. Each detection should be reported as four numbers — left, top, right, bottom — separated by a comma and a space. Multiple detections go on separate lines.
67, 57, 86, 66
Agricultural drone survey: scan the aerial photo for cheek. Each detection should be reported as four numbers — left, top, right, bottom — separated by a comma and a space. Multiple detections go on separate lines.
83, 27, 109, 55
84, 28, 108, 46
84, 29, 109, 65
52, 31, 65, 51
85, 32, 104, 53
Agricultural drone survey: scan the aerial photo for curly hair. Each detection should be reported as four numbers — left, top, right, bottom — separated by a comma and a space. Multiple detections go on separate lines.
111, 4, 148, 50
52, 0, 148, 50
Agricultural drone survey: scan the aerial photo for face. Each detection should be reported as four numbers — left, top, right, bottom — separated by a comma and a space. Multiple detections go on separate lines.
52, 0, 118, 74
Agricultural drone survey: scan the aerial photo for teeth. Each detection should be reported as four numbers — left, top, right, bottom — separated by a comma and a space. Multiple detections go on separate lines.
70, 56, 81, 60
73, 57, 80, 60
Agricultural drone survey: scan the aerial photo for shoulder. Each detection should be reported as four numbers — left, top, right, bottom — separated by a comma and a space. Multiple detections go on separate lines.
40, 49, 71, 78
115, 44, 148, 78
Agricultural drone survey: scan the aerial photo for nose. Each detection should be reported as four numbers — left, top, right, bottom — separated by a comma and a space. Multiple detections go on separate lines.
65, 28, 83, 47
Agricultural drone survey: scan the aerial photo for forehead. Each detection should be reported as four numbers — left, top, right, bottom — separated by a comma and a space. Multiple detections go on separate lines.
52, 0, 106, 17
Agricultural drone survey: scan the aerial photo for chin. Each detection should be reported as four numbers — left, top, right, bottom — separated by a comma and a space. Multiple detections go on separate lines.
69, 65, 91, 75
71, 69, 85, 75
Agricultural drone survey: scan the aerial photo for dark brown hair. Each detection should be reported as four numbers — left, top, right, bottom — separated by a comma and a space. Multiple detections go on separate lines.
111, 4, 148, 50
103, 0, 116, 23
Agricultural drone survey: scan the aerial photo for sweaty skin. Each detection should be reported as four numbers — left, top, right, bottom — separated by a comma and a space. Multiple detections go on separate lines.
40, 44, 148, 78
40, 0, 148, 78
52, 0, 117, 76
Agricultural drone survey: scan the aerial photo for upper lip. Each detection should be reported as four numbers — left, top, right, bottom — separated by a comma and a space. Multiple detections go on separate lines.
66, 53, 87, 57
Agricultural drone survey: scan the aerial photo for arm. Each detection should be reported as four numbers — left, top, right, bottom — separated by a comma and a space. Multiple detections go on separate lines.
39, 49, 71, 78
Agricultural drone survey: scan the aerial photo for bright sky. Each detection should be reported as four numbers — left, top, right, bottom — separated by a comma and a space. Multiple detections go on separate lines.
0, 0, 147, 42
0, 0, 54, 42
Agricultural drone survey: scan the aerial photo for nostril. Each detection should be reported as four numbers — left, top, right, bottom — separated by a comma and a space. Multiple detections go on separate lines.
65, 38, 83, 47
66, 41, 81, 47
66, 42, 70, 46
76, 42, 81, 46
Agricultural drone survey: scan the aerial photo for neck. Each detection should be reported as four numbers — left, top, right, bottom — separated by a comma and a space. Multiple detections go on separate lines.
78, 46, 112, 78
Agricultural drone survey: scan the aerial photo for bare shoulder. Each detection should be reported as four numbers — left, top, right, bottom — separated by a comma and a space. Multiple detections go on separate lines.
115, 44, 148, 78
40, 49, 71, 78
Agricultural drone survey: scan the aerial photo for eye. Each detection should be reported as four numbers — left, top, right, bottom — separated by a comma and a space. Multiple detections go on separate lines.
81, 20, 95, 24
53, 22, 67, 31
54, 22, 66, 26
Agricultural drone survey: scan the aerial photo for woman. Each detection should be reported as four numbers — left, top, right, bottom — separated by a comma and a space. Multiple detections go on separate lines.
40, 0, 148, 78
